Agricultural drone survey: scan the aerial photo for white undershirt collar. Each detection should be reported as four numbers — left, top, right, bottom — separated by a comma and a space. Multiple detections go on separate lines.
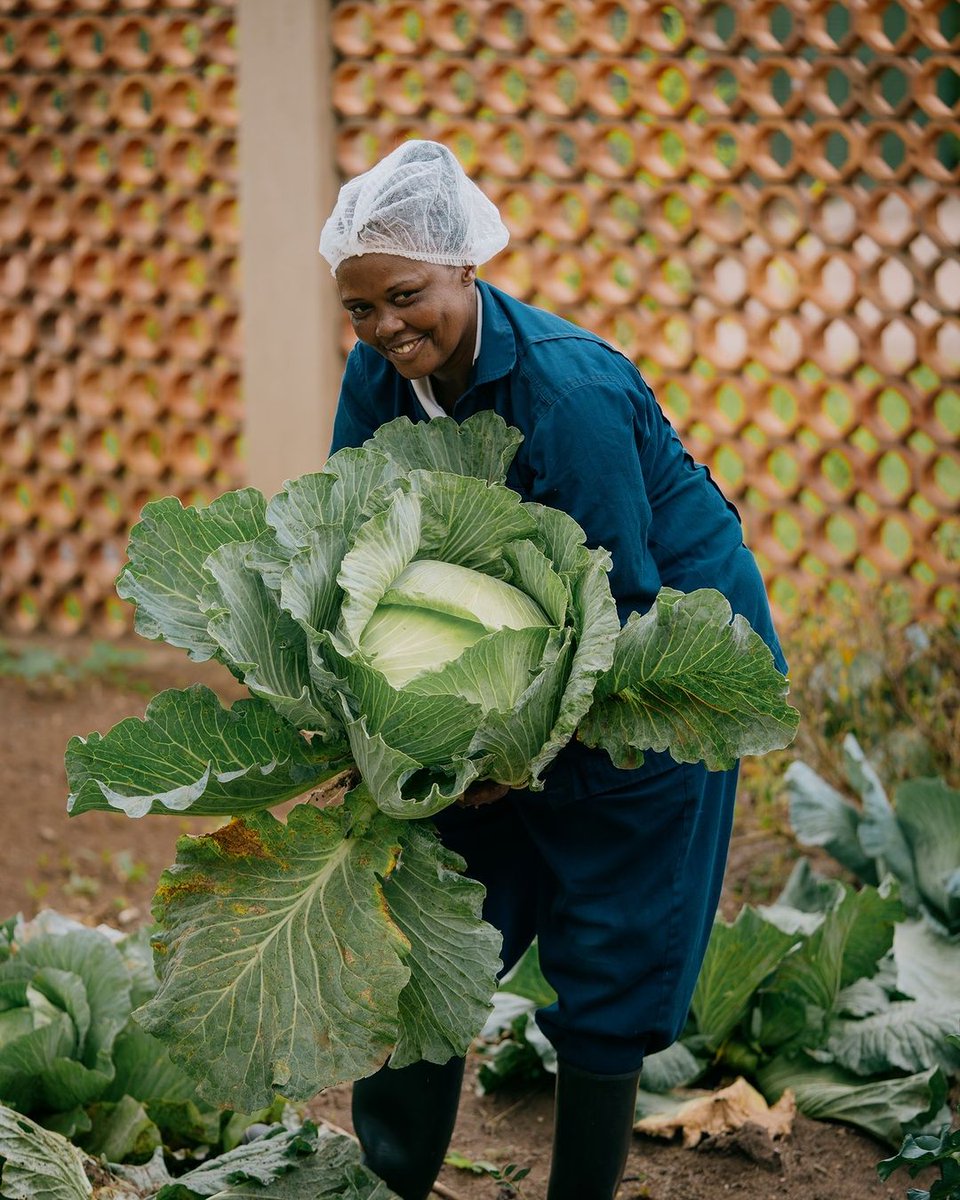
410, 290, 483, 419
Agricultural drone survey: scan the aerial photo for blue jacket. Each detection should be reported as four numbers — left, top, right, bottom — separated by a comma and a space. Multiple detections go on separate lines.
330, 281, 787, 799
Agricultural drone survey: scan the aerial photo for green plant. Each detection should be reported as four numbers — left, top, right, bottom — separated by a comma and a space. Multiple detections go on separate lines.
486, 869, 958, 1146
0, 638, 146, 693
65, 412, 796, 1111
879, 1032, 960, 1200
0, 1109, 396, 1199
0, 912, 400, 1196
445, 1150, 532, 1197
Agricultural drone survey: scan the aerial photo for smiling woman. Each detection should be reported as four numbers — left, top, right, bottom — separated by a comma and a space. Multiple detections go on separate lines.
335, 256, 479, 406
316, 138, 790, 1200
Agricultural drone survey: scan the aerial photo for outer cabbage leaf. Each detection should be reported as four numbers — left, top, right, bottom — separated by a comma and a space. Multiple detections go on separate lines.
409, 469, 538, 573
0, 1104, 93, 1200
823, 1001, 960, 1076
527, 546, 618, 784
766, 884, 903, 1016
137, 800, 411, 1109
365, 409, 523, 485
757, 1057, 946, 1146
384, 821, 502, 1067
843, 736, 916, 893
66, 687, 347, 818
785, 760, 879, 883
894, 918, 960, 1002
203, 542, 337, 733
268, 447, 403, 547
116, 490, 267, 661
894, 777, 960, 934
690, 906, 800, 1049
153, 1123, 346, 1198
338, 709, 481, 819
579, 589, 800, 771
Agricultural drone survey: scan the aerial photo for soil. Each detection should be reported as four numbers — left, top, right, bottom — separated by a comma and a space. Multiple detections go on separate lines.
0, 635, 919, 1200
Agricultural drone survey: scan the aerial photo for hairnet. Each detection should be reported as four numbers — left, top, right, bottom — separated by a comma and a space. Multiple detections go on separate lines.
318, 140, 509, 274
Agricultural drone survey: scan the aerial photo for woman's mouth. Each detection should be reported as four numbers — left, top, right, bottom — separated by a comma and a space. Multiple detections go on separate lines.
384, 335, 426, 362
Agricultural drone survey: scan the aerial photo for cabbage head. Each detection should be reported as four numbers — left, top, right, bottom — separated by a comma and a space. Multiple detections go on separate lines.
64, 411, 798, 1110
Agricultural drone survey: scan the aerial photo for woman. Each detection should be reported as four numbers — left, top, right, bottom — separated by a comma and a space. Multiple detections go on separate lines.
319, 139, 786, 1200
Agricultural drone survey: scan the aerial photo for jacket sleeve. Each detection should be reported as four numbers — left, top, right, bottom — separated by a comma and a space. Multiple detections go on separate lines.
523, 377, 663, 621
329, 346, 381, 454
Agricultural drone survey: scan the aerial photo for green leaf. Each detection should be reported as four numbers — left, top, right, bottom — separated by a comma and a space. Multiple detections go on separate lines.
336, 491, 422, 646
403, 626, 556, 714
844, 736, 916, 896
82, 1093, 161, 1164
528, 546, 619, 784
768, 884, 903, 1016
326, 645, 480, 763
895, 778, 960, 934
0, 1106, 94, 1199
66, 687, 346, 818
409, 470, 538, 572
503, 538, 569, 627
268, 447, 403, 548
137, 800, 413, 1109
498, 943, 557, 1008
0, 1014, 77, 1112
757, 1056, 946, 1145
279, 527, 349, 638
161, 1125, 394, 1199
785, 760, 878, 883
385, 822, 501, 1067
824, 1001, 960, 1076
894, 919, 960, 1003
579, 588, 799, 771
470, 633, 574, 787
116, 490, 267, 661
641, 1041, 707, 1093
14, 927, 130, 1077
204, 543, 336, 732
338, 712, 480, 818
102, 1022, 200, 1104
690, 907, 800, 1048
365, 410, 523, 485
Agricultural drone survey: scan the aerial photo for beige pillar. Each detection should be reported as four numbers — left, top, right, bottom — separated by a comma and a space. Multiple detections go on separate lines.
237, 0, 340, 497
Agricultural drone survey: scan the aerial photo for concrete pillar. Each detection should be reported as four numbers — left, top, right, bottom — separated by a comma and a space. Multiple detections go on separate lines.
236, 0, 340, 497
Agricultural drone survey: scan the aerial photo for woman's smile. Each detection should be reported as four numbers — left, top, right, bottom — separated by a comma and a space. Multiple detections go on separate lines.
384, 333, 427, 362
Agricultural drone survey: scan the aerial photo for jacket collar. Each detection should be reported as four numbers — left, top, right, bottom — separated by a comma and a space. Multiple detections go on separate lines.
470, 281, 517, 388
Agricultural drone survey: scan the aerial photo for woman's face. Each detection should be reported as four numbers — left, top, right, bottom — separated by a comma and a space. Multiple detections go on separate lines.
335, 254, 478, 385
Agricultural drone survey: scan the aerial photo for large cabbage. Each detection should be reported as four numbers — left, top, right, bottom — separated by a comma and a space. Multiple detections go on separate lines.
66, 412, 798, 1110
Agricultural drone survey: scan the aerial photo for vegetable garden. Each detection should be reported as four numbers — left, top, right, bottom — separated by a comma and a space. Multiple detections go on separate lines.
1, 414, 958, 1199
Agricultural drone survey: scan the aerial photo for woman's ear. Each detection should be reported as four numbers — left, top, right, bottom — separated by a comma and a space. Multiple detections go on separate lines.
462, 264, 478, 286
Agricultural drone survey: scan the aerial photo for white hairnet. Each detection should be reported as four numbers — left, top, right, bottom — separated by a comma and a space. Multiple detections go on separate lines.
318, 140, 509, 274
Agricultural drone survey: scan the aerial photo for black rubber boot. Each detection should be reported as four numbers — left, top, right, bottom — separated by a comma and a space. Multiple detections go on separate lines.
546, 1061, 641, 1200
352, 1056, 465, 1200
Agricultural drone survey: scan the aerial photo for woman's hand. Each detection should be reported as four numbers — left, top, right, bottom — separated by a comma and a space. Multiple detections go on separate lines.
456, 780, 510, 808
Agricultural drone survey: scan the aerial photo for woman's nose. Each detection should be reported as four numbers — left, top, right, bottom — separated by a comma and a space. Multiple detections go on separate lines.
375, 308, 404, 338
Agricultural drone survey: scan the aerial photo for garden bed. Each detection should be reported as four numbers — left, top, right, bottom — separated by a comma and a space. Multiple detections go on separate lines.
0, 636, 910, 1199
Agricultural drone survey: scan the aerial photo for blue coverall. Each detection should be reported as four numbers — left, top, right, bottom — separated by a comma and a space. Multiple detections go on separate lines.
330, 280, 787, 1076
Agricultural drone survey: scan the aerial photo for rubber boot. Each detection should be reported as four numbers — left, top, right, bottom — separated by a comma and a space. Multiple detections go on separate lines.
546, 1061, 641, 1200
352, 1056, 465, 1200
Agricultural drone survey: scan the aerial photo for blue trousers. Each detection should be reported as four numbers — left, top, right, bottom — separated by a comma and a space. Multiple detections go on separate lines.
433, 752, 738, 1075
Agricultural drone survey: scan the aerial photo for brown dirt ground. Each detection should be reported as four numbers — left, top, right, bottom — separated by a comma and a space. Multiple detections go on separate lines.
0, 636, 919, 1200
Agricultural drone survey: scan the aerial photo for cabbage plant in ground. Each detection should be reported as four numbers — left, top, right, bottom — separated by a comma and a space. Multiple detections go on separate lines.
0, 911, 390, 1197
65, 412, 797, 1112
482, 735, 960, 1147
